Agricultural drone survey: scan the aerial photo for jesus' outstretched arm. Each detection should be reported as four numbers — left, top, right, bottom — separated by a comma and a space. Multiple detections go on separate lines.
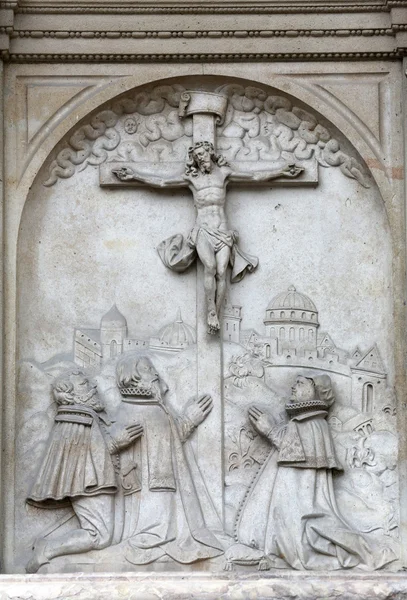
228, 162, 304, 183
112, 166, 188, 189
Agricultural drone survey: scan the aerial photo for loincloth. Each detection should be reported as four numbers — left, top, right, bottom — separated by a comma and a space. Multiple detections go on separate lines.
157, 226, 258, 284
188, 226, 235, 253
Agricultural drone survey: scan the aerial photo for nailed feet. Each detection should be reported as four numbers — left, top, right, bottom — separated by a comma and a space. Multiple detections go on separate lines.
207, 309, 220, 335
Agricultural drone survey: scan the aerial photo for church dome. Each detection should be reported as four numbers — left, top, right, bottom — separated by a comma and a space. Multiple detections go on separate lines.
100, 304, 127, 329
267, 286, 317, 312
158, 309, 196, 346
264, 285, 319, 328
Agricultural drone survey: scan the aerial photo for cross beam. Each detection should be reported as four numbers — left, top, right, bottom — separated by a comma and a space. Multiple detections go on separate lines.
100, 160, 318, 187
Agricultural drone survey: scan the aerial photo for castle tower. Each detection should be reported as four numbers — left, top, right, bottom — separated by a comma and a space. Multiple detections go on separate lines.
264, 285, 319, 356
100, 304, 128, 361
350, 344, 387, 412
223, 298, 242, 343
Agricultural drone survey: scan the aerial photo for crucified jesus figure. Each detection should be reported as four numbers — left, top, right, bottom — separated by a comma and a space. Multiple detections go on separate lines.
113, 141, 303, 334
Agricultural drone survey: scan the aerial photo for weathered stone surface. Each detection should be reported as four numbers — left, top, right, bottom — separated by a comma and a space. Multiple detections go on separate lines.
9, 76, 399, 576
2, 3, 407, 599
1, 572, 407, 600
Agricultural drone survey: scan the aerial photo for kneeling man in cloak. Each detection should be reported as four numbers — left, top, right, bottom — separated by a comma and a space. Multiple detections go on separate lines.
227, 374, 396, 571
114, 352, 224, 565
26, 370, 143, 573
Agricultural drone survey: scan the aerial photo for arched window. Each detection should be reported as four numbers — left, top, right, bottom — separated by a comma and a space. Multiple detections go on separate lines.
302, 312, 306, 319
299, 327, 304, 340
308, 329, 314, 341
289, 327, 295, 341
363, 383, 374, 412
280, 311, 285, 318
110, 340, 118, 358
291, 311, 295, 318
270, 311, 274, 318
266, 345, 271, 359
270, 327, 276, 337
279, 327, 285, 340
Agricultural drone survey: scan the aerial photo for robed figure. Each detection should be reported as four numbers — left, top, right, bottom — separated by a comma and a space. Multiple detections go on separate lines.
113, 352, 224, 565
26, 370, 143, 573
227, 375, 396, 571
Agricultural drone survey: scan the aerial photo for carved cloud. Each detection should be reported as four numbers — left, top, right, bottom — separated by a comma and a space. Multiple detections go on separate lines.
44, 82, 369, 188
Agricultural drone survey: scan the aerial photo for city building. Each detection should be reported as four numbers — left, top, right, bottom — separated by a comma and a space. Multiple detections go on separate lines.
74, 305, 196, 366
225, 285, 388, 413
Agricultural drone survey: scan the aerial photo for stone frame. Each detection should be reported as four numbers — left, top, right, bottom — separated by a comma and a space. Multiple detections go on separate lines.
1, 2, 407, 597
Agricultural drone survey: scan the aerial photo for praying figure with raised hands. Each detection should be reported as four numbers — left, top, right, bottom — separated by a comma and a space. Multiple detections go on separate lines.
226, 374, 396, 571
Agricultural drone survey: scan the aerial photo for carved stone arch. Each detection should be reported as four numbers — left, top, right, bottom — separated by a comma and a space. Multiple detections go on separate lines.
10, 74, 397, 390
14, 71, 395, 378
9, 68, 401, 576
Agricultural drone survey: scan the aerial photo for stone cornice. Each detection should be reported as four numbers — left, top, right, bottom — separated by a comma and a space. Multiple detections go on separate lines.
1, 0, 407, 61
5, 4, 394, 13
1, 50, 402, 61
1, 0, 401, 12
4, 27, 400, 38
4, 0, 407, 14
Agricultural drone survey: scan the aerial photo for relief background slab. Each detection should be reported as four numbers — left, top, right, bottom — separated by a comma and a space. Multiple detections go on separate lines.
1, 60, 406, 593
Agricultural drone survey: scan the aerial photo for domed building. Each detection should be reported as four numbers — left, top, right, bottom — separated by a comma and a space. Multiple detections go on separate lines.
264, 285, 319, 354
229, 284, 389, 414
74, 305, 196, 367
150, 309, 196, 353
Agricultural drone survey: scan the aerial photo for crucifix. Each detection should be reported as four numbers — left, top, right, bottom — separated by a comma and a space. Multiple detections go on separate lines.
106, 91, 303, 335
100, 90, 315, 525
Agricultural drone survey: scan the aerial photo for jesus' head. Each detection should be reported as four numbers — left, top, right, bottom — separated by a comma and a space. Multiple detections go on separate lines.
185, 141, 228, 177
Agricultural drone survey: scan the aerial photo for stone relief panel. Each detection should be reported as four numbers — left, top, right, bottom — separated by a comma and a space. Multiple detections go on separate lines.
14, 75, 119, 182
14, 76, 397, 574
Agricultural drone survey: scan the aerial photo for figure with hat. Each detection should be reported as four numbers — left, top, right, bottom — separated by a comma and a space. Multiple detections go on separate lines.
113, 352, 224, 565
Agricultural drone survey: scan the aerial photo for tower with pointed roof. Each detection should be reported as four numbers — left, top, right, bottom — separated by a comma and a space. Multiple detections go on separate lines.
350, 344, 387, 412
100, 304, 128, 361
